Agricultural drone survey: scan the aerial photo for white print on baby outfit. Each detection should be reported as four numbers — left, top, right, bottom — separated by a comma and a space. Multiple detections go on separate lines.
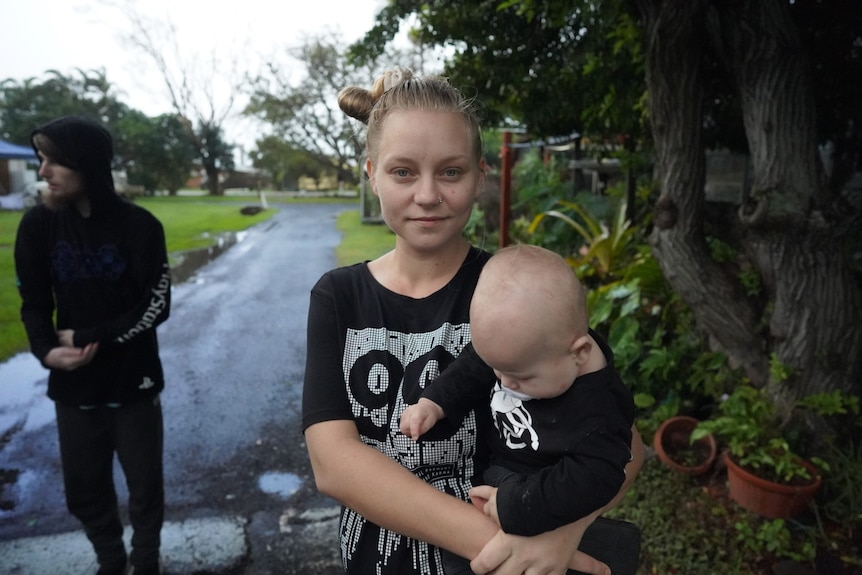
491, 382, 539, 451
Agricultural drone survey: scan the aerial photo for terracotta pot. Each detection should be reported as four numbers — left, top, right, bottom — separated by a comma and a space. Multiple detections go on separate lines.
653, 415, 717, 475
724, 453, 822, 519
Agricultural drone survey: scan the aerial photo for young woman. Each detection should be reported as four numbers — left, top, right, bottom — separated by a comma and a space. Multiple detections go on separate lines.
302, 68, 644, 575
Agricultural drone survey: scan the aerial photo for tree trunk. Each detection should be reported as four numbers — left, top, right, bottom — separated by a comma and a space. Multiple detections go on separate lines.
637, 0, 770, 386
205, 165, 223, 196
714, 0, 862, 404
635, 0, 862, 404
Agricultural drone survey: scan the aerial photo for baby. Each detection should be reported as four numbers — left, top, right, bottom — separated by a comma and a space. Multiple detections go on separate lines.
401, 244, 637, 575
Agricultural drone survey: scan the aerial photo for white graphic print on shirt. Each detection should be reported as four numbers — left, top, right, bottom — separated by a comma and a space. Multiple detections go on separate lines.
341, 323, 475, 575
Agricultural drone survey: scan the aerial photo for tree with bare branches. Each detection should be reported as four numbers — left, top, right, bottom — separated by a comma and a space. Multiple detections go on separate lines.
243, 34, 376, 186
115, 2, 237, 195
244, 32, 433, 187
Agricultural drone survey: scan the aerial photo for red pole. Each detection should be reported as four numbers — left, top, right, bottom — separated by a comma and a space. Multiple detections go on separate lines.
499, 131, 512, 249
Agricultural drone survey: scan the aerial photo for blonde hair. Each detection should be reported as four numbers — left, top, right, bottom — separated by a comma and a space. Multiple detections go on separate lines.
337, 67, 483, 164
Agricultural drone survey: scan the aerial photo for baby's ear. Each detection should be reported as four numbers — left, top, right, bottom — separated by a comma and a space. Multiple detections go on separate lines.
569, 334, 593, 365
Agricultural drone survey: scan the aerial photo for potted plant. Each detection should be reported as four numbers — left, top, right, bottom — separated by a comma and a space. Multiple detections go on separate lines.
653, 415, 717, 475
692, 384, 825, 519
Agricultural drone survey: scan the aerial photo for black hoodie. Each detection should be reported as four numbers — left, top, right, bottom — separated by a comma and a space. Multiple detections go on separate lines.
14, 116, 171, 405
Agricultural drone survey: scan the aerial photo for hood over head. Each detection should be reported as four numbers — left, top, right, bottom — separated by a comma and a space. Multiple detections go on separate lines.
31, 116, 122, 217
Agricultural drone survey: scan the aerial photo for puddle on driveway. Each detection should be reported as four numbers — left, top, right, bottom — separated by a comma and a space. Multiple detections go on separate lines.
0, 354, 52, 433
258, 472, 302, 499
171, 231, 249, 284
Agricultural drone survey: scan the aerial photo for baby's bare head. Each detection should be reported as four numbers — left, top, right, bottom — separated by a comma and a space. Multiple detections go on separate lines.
471, 244, 588, 348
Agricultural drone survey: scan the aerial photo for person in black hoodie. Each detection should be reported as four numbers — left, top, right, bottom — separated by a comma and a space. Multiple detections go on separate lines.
14, 116, 171, 575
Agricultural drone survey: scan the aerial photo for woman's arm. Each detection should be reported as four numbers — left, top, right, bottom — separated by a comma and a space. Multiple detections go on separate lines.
305, 418, 498, 558
606, 424, 645, 510
307, 419, 606, 574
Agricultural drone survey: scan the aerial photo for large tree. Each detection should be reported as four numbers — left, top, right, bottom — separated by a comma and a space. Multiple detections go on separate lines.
356, 0, 862, 406
351, 0, 646, 141
250, 136, 326, 191
635, 0, 861, 409
115, 110, 196, 194
244, 33, 434, 186
0, 69, 128, 144
243, 34, 378, 186
117, 3, 236, 195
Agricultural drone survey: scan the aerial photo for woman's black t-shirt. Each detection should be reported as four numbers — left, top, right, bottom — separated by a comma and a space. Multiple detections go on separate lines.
302, 247, 491, 575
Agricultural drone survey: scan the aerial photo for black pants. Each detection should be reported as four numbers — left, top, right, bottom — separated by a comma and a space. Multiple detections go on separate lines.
56, 396, 164, 570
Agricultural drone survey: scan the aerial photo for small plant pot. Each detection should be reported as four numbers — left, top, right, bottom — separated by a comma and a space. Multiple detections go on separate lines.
724, 453, 822, 519
653, 415, 717, 475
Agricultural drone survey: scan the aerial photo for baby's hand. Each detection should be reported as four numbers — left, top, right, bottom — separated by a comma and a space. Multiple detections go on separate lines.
469, 485, 500, 526
399, 398, 445, 440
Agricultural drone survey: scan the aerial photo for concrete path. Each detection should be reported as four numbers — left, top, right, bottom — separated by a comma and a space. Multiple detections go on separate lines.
1, 516, 247, 574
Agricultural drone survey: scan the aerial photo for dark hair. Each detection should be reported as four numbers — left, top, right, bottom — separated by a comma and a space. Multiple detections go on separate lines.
32, 132, 78, 170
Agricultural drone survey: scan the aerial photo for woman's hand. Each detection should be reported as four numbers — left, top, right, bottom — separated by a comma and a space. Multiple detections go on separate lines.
470, 523, 584, 575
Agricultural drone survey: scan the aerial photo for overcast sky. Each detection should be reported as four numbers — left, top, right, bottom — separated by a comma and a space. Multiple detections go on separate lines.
1, 0, 389, 150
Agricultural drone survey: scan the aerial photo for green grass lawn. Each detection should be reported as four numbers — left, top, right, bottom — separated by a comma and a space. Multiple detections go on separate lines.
335, 209, 395, 266
0, 195, 394, 363
0, 196, 278, 361
136, 197, 274, 254
0, 210, 25, 361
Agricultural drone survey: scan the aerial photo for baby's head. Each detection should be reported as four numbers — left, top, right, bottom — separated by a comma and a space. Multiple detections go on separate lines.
471, 244, 591, 399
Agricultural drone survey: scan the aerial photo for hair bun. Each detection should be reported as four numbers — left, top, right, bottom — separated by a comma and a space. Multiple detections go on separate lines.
339, 67, 415, 124
383, 67, 409, 91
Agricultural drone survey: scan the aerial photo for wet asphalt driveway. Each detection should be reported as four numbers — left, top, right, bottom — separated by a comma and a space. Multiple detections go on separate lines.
0, 201, 359, 574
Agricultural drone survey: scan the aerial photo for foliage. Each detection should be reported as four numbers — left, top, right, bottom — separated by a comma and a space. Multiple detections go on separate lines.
250, 136, 325, 191
195, 120, 235, 195
244, 34, 380, 186
115, 111, 196, 194
694, 385, 813, 483
463, 203, 499, 252
733, 518, 817, 565
606, 457, 820, 573
816, 432, 862, 531
694, 386, 859, 484
0, 69, 129, 145
351, 0, 648, 142
528, 197, 635, 281
0, 70, 199, 196
510, 151, 571, 213
517, 182, 735, 439
118, 3, 238, 196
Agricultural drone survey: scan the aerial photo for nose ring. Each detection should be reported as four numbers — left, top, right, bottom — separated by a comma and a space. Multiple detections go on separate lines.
438, 196, 443, 204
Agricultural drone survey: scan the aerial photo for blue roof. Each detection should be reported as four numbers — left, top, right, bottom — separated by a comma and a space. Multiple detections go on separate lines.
0, 139, 37, 160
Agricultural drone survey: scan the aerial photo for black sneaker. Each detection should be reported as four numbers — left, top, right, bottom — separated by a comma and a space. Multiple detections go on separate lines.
96, 563, 128, 575
129, 558, 163, 575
